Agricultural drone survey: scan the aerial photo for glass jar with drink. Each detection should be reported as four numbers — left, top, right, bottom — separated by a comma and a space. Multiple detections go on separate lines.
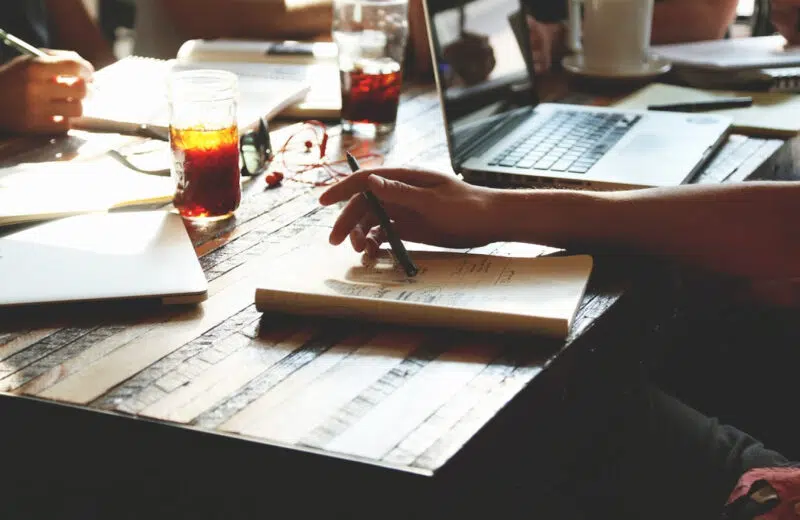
167, 69, 241, 221
333, 0, 409, 135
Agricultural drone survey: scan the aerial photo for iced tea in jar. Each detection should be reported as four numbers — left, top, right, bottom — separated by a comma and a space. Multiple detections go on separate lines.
167, 69, 241, 220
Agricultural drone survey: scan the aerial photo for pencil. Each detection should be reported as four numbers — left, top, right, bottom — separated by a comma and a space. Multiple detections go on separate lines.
345, 152, 419, 277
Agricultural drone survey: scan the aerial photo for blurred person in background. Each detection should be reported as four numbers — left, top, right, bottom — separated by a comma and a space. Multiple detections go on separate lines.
525, 0, 739, 73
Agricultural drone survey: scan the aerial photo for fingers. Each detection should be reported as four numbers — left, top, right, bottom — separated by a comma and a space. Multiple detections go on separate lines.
37, 51, 94, 79
47, 98, 84, 118
36, 78, 89, 102
319, 167, 444, 206
771, 4, 800, 42
25, 116, 71, 135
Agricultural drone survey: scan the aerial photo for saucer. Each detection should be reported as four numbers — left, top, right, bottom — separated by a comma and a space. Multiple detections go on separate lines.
561, 55, 672, 79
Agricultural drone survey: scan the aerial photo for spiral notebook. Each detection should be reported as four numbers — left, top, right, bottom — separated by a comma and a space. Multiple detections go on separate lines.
73, 55, 310, 136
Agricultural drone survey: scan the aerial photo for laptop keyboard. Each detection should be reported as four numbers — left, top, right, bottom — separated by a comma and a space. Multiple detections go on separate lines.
488, 110, 640, 174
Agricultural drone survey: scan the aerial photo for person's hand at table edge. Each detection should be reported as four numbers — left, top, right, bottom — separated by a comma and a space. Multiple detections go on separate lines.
771, 0, 800, 46
0, 50, 93, 135
319, 167, 502, 257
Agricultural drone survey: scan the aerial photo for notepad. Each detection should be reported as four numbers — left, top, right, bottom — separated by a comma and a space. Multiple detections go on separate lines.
255, 245, 593, 339
613, 83, 800, 137
0, 156, 174, 226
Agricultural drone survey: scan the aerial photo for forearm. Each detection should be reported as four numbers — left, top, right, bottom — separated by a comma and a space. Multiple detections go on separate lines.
491, 182, 800, 279
651, 0, 739, 44
44, 0, 115, 68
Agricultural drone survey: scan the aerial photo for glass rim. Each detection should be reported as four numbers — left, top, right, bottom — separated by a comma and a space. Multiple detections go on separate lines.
168, 69, 238, 102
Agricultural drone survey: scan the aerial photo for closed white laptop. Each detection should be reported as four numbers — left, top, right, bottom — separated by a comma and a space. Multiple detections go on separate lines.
0, 211, 207, 307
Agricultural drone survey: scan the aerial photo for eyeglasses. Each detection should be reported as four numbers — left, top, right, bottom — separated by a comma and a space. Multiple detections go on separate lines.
108, 117, 273, 177
239, 117, 272, 176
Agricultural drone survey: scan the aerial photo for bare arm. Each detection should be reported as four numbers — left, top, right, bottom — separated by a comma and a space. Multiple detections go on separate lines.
158, 0, 332, 41
497, 182, 800, 279
44, 0, 115, 68
320, 169, 800, 281
651, 0, 739, 44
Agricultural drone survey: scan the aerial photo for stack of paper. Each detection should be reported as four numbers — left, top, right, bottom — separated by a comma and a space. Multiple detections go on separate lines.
651, 35, 800, 70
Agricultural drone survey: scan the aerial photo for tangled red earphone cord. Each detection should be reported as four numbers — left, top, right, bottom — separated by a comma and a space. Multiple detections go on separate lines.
269, 120, 384, 187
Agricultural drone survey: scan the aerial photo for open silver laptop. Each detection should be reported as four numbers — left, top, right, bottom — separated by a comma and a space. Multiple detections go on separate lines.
0, 211, 207, 307
423, 0, 732, 189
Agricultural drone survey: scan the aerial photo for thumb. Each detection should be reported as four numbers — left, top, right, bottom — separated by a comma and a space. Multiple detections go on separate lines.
367, 175, 429, 210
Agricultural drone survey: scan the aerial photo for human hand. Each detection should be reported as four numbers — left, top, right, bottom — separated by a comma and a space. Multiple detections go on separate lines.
527, 15, 564, 73
771, 0, 800, 45
0, 50, 93, 134
319, 167, 500, 256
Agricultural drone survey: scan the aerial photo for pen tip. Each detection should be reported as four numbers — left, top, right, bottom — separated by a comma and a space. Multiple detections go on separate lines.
345, 152, 359, 173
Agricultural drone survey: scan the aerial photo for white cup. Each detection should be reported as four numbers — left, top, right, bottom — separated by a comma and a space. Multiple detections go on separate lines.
568, 0, 654, 74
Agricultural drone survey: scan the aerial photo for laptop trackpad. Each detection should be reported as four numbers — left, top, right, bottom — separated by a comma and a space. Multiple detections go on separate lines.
620, 133, 665, 154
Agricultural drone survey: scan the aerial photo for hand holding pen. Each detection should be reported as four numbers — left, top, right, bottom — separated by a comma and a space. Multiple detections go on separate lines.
0, 28, 94, 134
344, 153, 419, 277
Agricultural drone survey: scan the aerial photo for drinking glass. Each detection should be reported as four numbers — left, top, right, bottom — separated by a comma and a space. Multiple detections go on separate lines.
167, 69, 241, 220
333, 0, 409, 135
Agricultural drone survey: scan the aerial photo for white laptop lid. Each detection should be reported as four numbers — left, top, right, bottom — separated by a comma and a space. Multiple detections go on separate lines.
0, 211, 208, 307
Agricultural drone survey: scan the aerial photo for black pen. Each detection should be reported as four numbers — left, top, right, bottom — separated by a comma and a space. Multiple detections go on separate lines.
647, 97, 753, 113
345, 152, 419, 277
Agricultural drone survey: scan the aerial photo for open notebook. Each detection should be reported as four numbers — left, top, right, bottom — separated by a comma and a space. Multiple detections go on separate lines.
255, 245, 594, 339
73, 55, 311, 136
176, 39, 342, 120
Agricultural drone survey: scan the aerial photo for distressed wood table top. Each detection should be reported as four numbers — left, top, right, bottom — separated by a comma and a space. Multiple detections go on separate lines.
0, 78, 787, 485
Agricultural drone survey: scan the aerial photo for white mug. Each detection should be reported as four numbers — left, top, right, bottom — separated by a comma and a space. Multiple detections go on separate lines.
568, 0, 654, 74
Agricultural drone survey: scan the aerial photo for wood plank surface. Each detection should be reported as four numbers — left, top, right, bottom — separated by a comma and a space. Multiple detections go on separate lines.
0, 83, 644, 475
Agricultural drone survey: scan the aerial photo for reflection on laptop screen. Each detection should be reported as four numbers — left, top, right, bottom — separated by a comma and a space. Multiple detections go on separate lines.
426, 0, 536, 162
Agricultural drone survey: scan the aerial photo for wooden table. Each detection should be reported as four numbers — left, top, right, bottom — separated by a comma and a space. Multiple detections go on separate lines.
0, 77, 795, 516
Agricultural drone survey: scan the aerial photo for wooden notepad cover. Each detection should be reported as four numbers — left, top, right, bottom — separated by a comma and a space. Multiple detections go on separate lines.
255, 245, 593, 339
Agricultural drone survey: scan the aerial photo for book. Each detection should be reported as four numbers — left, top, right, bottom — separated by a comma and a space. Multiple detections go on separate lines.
651, 35, 800, 71
176, 39, 342, 120
255, 245, 594, 339
613, 83, 800, 137
0, 154, 174, 227
73, 55, 310, 136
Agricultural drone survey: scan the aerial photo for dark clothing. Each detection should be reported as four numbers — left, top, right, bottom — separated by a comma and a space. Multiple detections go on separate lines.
523, 0, 663, 22
0, 1, 49, 64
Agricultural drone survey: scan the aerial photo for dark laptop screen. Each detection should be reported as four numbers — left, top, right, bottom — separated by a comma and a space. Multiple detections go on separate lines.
424, 0, 537, 164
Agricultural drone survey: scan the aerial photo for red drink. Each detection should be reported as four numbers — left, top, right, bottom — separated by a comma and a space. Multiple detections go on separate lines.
340, 62, 402, 133
170, 125, 241, 219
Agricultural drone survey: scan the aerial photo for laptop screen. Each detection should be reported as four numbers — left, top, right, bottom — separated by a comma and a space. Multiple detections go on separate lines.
424, 0, 537, 166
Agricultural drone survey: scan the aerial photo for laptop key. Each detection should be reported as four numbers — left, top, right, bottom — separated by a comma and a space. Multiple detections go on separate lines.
551, 160, 574, 172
